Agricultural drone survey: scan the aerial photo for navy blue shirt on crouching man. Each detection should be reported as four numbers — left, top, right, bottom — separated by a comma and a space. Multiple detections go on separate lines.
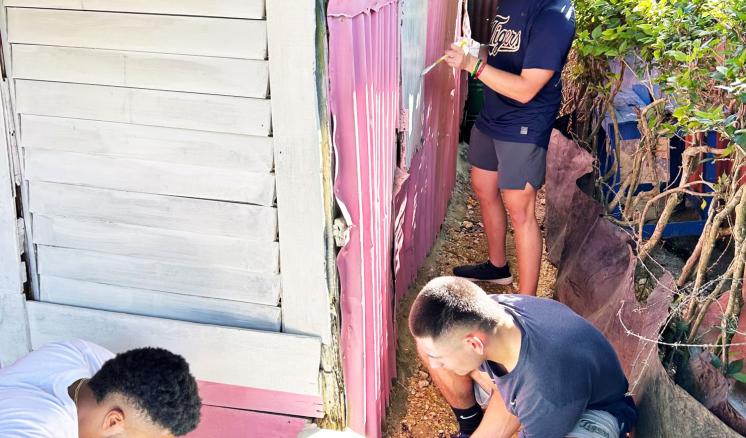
475, 0, 576, 148
485, 294, 637, 438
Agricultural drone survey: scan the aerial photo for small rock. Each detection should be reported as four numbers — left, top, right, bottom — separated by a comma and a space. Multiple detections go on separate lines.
638, 278, 647, 285
417, 371, 429, 379
477, 222, 484, 228
462, 220, 474, 228
418, 379, 430, 388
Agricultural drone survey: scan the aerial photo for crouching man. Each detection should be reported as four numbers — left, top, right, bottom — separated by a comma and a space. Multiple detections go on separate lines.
409, 277, 636, 438
0, 339, 202, 438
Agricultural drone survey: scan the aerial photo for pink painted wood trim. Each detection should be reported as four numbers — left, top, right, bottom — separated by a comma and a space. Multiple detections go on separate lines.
185, 405, 308, 438
198, 381, 324, 418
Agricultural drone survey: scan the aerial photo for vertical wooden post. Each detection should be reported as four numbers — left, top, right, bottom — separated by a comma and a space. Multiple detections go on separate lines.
0, 82, 21, 294
0, 73, 30, 365
266, 0, 330, 344
267, 0, 346, 428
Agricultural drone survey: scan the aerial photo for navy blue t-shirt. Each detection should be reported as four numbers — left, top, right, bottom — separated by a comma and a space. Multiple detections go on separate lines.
475, 0, 576, 148
485, 294, 637, 438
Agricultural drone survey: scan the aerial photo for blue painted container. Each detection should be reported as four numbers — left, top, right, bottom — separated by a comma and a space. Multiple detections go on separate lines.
597, 86, 717, 238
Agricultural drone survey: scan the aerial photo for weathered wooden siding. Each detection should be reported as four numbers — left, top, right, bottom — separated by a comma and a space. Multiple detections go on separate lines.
0, 80, 22, 295
0, 0, 338, 433
3, 0, 266, 19
266, 0, 332, 343
0, 75, 29, 368
27, 301, 320, 395
6, 2, 279, 329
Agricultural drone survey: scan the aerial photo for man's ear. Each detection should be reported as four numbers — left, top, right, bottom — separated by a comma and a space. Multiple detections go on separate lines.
101, 408, 126, 436
465, 333, 485, 356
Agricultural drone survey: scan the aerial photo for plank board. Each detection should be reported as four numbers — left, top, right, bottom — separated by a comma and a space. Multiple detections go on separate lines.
29, 182, 277, 240
12, 45, 269, 98
7, 8, 267, 59
37, 246, 281, 305
25, 149, 275, 205
20, 115, 272, 172
40, 276, 281, 331
3, 0, 265, 19
186, 405, 308, 438
33, 215, 280, 273
16, 80, 271, 136
0, 293, 31, 367
267, 0, 331, 342
27, 301, 321, 395
198, 381, 323, 418
0, 80, 22, 294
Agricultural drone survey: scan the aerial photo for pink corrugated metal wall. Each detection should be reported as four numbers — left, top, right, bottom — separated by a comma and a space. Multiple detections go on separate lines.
328, 0, 466, 435
328, 1, 399, 436
394, 1, 466, 300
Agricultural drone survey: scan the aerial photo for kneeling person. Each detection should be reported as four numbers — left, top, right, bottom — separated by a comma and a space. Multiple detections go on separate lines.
409, 277, 636, 438
0, 339, 202, 437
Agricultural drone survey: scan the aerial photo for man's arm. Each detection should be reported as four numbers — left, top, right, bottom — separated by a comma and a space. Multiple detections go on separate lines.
445, 6, 575, 104
469, 390, 521, 438
444, 44, 554, 104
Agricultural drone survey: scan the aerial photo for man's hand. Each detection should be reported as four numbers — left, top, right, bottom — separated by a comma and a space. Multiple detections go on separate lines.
444, 43, 478, 73
470, 390, 521, 438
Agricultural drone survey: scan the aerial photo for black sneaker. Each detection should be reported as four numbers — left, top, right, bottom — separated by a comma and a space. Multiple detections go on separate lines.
453, 261, 513, 285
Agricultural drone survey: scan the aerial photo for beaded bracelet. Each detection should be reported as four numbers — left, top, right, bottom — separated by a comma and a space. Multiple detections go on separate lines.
470, 58, 482, 77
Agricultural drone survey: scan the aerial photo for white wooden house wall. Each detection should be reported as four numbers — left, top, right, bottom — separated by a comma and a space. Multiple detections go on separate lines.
0, 0, 331, 399
0, 74, 29, 367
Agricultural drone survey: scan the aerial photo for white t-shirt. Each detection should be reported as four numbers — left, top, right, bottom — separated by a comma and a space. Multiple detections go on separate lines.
0, 339, 114, 438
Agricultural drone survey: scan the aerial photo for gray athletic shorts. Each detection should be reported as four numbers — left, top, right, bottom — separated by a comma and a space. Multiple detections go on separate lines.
467, 125, 547, 190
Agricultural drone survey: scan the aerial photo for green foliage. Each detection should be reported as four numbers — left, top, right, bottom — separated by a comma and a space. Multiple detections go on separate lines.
711, 354, 746, 382
572, 0, 744, 144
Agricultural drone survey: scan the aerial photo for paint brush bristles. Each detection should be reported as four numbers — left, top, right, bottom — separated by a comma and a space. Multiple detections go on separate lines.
421, 38, 471, 76
421, 55, 448, 76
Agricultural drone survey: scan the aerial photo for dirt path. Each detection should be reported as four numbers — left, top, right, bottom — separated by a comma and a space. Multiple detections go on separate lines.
383, 148, 557, 438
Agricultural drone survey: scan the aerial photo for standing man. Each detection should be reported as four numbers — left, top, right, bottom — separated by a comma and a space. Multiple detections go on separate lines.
445, 0, 576, 295
0, 339, 202, 437
409, 277, 637, 438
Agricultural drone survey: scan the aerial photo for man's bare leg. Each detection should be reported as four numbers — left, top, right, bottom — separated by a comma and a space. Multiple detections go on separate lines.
501, 183, 541, 295
416, 346, 486, 437
471, 167, 508, 268
417, 346, 475, 409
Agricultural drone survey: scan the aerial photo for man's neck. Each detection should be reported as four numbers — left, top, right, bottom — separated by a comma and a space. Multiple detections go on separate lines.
483, 315, 523, 373
67, 378, 84, 402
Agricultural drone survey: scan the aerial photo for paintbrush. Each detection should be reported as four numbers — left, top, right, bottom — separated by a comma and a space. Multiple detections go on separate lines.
421, 38, 471, 76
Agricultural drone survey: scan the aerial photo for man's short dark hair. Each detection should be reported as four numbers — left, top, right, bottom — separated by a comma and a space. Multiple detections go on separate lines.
409, 276, 500, 340
88, 347, 202, 436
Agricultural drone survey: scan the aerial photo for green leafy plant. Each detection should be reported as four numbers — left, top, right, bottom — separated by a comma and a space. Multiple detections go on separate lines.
570, 0, 746, 370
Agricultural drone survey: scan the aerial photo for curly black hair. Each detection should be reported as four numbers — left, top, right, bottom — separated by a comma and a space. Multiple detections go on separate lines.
88, 347, 202, 436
